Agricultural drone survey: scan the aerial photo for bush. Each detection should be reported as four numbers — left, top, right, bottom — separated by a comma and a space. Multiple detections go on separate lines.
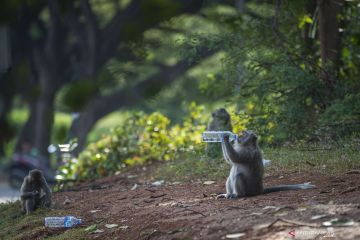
58, 102, 208, 179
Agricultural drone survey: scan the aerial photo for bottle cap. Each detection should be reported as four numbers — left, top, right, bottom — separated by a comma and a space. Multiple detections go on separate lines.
77, 219, 82, 224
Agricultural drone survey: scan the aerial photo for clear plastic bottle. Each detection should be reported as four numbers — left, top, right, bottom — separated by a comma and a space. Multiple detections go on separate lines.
201, 131, 238, 142
45, 216, 82, 228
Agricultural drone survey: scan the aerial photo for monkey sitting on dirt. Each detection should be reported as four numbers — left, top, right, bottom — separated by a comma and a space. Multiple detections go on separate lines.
218, 130, 315, 199
20, 169, 52, 214
206, 108, 233, 158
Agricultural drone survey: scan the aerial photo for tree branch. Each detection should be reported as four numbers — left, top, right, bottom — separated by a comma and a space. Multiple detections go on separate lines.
99, 0, 204, 68
72, 48, 214, 154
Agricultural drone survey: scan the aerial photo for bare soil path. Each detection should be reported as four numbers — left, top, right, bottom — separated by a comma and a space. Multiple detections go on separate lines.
44, 168, 360, 239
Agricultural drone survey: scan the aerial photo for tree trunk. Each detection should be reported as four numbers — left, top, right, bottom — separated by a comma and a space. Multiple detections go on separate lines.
16, 76, 56, 162
0, 69, 15, 156
302, 0, 317, 55
317, 0, 344, 89
235, 0, 245, 13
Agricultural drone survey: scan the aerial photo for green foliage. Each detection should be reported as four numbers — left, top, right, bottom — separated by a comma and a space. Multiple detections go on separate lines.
179, 1, 360, 145
53, 112, 72, 144
321, 93, 360, 124
59, 81, 98, 112
58, 103, 207, 179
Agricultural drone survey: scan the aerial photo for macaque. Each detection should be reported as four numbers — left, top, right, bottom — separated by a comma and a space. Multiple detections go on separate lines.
206, 108, 233, 158
218, 131, 315, 199
20, 169, 52, 214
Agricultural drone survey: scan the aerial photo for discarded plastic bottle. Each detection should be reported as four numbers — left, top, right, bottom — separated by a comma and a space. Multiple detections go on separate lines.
201, 131, 238, 142
45, 216, 82, 228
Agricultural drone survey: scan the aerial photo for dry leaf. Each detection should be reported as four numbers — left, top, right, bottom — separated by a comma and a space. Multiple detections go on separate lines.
225, 232, 246, 238
90, 210, 102, 213
311, 214, 327, 220
105, 224, 119, 229
203, 181, 216, 185
151, 180, 165, 187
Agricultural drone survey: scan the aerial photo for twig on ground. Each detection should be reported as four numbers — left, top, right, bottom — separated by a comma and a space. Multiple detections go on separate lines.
150, 193, 167, 198
345, 170, 360, 175
267, 218, 320, 228
340, 186, 360, 194
174, 203, 206, 217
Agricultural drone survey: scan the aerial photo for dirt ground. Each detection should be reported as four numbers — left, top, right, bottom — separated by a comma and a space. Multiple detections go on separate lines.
42, 167, 360, 239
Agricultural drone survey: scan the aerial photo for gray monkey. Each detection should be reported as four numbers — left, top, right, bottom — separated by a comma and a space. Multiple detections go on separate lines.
218, 131, 315, 199
20, 169, 52, 214
206, 108, 233, 158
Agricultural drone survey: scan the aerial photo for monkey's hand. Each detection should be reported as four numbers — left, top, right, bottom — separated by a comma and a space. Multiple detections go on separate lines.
32, 190, 39, 196
222, 133, 230, 142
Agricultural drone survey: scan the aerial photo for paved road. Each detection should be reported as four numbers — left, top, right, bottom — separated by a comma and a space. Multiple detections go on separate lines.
0, 175, 20, 203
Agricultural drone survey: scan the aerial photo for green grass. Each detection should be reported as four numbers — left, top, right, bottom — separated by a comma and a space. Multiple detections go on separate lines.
87, 111, 127, 143
0, 202, 88, 240
154, 144, 360, 181
8, 108, 29, 126
154, 153, 230, 182
265, 143, 360, 174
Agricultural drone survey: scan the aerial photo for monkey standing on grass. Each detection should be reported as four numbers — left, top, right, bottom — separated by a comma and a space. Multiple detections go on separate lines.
218, 130, 315, 199
20, 169, 52, 214
206, 108, 233, 158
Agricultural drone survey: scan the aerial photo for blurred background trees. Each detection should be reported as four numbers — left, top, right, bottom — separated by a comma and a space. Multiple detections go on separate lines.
0, 0, 359, 178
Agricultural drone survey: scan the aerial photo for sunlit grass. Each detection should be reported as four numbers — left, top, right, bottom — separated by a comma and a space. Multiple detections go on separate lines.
87, 111, 127, 143
155, 153, 230, 182
8, 108, 29, 126
154, 144, 360, 181
265, 145, 360, 174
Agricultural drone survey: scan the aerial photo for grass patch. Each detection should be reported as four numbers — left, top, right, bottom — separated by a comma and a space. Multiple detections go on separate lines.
46, 228, 88, 240
0, 202, 88, 240
87, 111, 127, 143
154, 153, 230, 181
265, 144, 360, 174
154, 144, 360, 181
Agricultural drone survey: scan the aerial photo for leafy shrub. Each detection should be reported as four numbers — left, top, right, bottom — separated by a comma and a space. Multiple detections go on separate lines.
58, 102, 208, 179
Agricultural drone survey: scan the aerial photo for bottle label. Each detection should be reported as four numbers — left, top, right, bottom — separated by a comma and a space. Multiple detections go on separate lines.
64, 216, 71, 227
202, 131, 237, 142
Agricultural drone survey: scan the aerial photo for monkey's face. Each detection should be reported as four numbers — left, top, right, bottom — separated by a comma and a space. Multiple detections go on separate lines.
212, 108, 230, 122
29, 170, 43, 187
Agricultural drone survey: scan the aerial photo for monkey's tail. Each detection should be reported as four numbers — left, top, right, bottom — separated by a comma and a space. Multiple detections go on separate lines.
263, 183, 315, 194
